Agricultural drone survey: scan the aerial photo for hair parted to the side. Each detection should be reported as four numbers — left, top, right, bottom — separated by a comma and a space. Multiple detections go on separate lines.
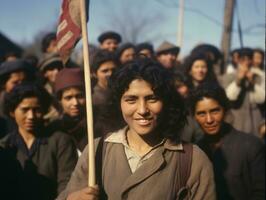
4, 82, 52, 116
108, 57, 187, 141
189, 83, 230, 115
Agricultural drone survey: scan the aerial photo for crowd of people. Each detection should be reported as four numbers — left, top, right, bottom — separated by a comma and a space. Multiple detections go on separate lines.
0, 30, 265, 200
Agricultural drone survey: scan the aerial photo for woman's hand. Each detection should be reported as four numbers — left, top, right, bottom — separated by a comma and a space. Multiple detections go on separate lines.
67, 185, 99, 200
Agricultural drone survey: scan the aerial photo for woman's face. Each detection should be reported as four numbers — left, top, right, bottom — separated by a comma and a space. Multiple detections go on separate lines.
5, 71, 26, 93
11, 97, 43, 134
120, 48, 135, 64
60, 87, 85, 118
189, 60, 208, 83
120, 79, 163, 136
96, 61, 116, 89
253, 52, 263, 67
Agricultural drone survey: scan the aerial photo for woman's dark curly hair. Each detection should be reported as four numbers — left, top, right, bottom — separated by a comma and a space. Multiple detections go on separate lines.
4, 82, 52, 116
107, 58, 186, 141
189, 83, 230, 115
184, 53, 218, 90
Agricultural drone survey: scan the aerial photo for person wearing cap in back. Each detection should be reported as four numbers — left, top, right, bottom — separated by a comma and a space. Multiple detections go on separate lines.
98, 31, 122, 52
156, 41, 180, 71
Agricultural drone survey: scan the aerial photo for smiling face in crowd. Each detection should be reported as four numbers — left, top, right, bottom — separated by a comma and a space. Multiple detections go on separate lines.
100, 38, 119, 52
120, 79, 163, 137
60, 87, 85, 118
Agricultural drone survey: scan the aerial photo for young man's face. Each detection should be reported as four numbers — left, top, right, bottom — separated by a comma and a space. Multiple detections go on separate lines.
96, 61, 116, 89
5, 71, 26, 93
60, 87, 85, 118
194, 97, 225, 135
157, 52, 177, 69
120, 79, 163, 137
11, 97, 43, 134
100, 38, 118, 52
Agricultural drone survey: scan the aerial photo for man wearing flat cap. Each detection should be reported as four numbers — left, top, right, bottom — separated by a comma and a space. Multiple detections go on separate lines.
98, 31, 122, 52
156, 41, 180, 70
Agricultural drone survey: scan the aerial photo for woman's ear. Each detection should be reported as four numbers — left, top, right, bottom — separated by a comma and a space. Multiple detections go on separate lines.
9, 111, 15, 118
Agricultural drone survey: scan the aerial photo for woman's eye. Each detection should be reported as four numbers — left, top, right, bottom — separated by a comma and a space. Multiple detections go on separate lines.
125, 98, 136, 104
147, 96, 159, 103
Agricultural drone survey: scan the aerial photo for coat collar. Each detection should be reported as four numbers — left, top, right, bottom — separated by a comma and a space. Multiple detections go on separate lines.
105, 126, 184, 151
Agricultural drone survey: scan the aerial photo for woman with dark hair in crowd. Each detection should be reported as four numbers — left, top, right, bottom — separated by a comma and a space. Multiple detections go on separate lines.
115, 43, 136, 66
0, 83, 78, 200
91, 50, 117, 106
184, 53, 219, 93
0, 59, 37, 136
252, 48, 265, 70
57, 58, 216, 200
190, 84, 265, 200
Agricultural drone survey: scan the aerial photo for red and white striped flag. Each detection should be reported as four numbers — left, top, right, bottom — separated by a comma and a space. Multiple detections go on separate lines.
56, 0, 89, 64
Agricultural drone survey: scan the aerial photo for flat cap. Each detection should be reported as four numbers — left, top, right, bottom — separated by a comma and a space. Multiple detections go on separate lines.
156, 41, 180, 55
0, 59, 33, 76
98, 31, 122, 44
39, 53, 64, 72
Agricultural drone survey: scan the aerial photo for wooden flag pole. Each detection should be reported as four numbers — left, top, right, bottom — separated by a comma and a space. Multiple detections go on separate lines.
79, 0, 96, 186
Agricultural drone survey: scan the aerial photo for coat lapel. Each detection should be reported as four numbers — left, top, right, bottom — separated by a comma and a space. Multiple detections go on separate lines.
120, 147, 166, 196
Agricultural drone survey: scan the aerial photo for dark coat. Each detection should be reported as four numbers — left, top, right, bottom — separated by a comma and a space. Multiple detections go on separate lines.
47, 115, 87, 152
0, 129, 78, 200
197, 123, 265, 200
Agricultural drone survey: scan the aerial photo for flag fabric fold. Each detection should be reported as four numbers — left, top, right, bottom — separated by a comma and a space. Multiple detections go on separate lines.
56, 0, 88, 64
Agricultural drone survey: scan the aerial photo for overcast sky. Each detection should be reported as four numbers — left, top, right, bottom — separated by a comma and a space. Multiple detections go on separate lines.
0, 0, 264, 56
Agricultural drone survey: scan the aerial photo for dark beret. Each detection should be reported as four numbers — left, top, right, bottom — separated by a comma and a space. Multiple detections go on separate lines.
98, 31, 122, 44
0, 59, 33, 76
136, 42, 154, 54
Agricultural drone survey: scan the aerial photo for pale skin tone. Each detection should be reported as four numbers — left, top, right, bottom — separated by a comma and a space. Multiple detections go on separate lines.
5, 71, 26, 93
67, 79, 164, 199
10, 97, 43, 149
189, 60, 208, 87
60, 87, 85, 118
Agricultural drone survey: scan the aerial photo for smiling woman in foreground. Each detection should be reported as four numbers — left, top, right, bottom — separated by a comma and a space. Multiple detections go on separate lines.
57, 58, 216, 200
